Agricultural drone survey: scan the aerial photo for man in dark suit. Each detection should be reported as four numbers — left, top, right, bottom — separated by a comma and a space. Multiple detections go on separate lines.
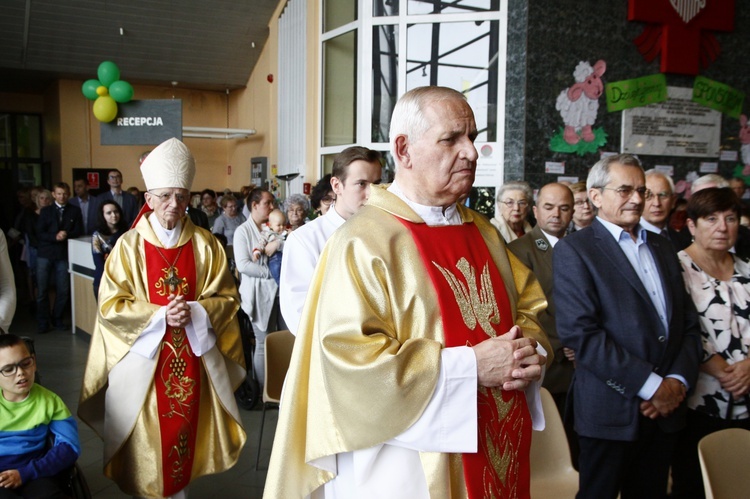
553, 154, 701, 499
98, 169, 139, 227
509, 182, 575, 413
36, 182, 83, 333
68, 177, 98, 235
641, 169, 681, 243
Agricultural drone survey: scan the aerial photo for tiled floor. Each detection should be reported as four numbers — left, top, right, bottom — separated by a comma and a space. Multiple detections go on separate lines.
7, 306, 274, 499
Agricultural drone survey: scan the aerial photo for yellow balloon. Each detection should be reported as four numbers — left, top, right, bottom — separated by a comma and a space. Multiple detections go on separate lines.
96, 86, 108, 97
93, 96, 118, 122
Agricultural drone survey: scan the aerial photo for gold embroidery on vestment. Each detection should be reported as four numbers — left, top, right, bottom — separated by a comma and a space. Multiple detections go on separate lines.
432, 257, 501, 337
168, 430, 191, 485
159, 326, 197, 490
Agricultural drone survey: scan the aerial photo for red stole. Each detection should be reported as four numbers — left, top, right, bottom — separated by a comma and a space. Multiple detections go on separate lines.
398, 219, 531, 499
145, 240, 200, 497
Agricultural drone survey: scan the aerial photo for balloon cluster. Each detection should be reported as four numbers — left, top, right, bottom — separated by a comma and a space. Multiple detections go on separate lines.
81, 61, 134, 122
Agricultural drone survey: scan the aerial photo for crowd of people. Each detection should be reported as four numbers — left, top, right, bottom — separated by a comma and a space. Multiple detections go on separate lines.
1, 85, 750, 498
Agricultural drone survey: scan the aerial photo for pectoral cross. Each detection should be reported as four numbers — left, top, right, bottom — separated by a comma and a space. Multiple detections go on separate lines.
166, 267, 181, 294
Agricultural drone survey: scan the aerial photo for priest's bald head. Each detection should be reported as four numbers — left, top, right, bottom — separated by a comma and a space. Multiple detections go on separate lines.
141, 138, 195, 230
389, 86, 479, 209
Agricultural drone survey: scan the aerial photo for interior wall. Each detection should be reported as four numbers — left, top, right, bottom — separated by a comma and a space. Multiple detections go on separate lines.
507, 0, 750, 188
227, 0, 284, 191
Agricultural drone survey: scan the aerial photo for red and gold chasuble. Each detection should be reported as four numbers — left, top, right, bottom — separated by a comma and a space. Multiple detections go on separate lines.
145, 240, 199, 497
399, 219, 532, 499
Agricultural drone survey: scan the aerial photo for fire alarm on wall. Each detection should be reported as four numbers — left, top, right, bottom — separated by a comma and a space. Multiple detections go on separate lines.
267, 74, 274, 83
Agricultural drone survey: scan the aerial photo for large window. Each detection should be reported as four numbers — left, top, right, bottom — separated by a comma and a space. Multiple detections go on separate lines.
321, 0, 506, 185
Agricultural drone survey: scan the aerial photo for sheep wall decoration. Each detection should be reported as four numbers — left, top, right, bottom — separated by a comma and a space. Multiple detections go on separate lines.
550, 59, 608, 155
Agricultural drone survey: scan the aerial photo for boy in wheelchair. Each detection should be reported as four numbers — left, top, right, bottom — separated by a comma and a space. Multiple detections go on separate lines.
0, 334, 80, 498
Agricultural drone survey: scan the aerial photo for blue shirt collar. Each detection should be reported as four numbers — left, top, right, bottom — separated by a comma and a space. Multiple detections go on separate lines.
597, 216, 647, 244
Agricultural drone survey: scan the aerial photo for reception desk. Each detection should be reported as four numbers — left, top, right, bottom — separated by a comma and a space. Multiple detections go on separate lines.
68, 236, 97, 336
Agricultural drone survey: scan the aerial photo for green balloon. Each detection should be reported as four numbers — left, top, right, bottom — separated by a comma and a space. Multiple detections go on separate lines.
82, 79, 102, 100
109, 80, 134, 103
97, 61, 120, 87
93, 96, 118, 122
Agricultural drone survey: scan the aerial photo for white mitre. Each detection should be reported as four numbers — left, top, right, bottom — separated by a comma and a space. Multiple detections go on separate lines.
140, 137, 195, 190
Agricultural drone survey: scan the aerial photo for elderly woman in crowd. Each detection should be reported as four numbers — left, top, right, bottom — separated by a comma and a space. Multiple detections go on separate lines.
671, 187, 750, 498
568, 181, 594, 233
491, 180, 533, 242
284, 193, 309, 231
233, 188, 279, 390
212, 193, 246, 246
310, 174, 334, 217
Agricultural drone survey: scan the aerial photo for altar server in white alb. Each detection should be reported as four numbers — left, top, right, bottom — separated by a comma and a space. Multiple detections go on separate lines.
280, 145, 383, 334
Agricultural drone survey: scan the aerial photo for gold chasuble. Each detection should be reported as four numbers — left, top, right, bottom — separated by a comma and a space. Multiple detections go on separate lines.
398, 219, 531, 498
263, 185, 550, 499
79, 213, 247, 497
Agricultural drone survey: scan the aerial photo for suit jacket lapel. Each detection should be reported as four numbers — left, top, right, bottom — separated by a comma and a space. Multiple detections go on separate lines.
592, 220, 654, 309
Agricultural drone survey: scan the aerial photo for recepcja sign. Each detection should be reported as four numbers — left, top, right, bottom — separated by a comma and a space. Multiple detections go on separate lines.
101, 99, 182, 145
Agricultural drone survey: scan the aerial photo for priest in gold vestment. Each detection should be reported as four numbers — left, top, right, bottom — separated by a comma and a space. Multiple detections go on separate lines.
79, 138, 246, 498
264, 87, 551, 499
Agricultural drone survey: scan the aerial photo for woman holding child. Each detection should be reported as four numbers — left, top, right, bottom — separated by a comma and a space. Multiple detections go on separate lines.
233, 188, 280, 391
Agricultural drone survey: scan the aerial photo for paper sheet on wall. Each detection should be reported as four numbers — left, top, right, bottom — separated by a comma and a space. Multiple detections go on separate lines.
474, 142, 503, 187
621, 87, 720, 157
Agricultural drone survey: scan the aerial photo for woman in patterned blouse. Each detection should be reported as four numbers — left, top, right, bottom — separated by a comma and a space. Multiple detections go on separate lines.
672, 187, 750, 498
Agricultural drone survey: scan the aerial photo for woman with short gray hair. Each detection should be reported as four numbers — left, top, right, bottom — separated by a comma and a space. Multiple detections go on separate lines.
491, 181, 533, 242
285, 193, 310, 231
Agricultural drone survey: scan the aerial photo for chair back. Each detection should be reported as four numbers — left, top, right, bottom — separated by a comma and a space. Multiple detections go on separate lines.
263, 330, 295, 404
529, 388, 578, 498
698, 427, 750, 499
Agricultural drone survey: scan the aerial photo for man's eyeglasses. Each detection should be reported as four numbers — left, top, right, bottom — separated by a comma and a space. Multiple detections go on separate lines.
501, 199, 529, 209
320, 195, 334, 205
0, 356, 35, 377
574, 199, 590, 206
600, 186, 650, 199
148, 191, 188, 203
645, 190, 672, 201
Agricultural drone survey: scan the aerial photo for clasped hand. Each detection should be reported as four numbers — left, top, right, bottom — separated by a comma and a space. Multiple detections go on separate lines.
165, 294, 191, 328
718, 358, 750, 400
640, 377, 685, 419
472, 325, 545, 391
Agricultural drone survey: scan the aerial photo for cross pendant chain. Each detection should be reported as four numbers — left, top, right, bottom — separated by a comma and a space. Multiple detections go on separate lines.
154, 245, 186, 296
